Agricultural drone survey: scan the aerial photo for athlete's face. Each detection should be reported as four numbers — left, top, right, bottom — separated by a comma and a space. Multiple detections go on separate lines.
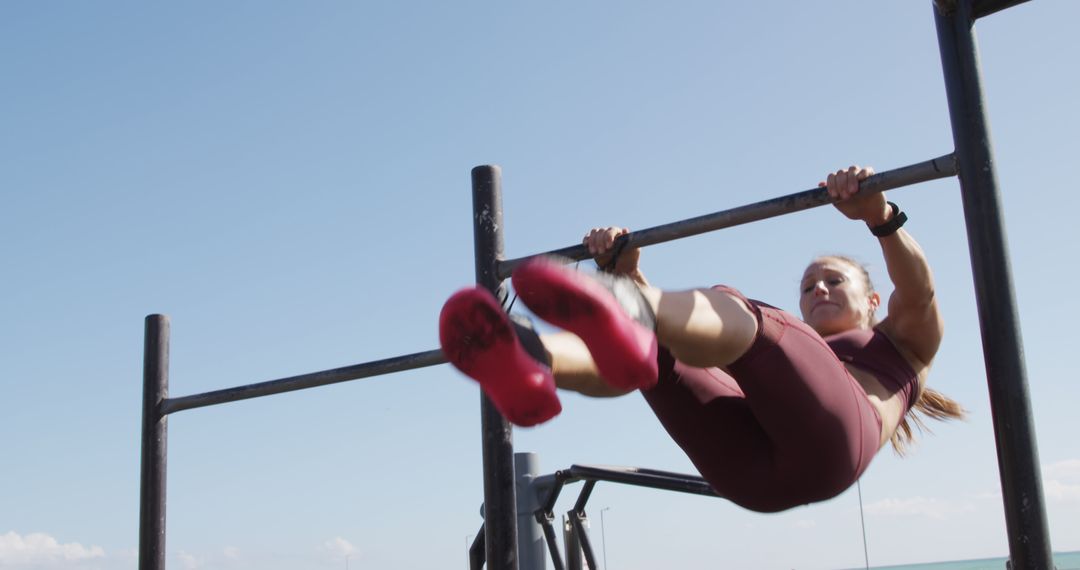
799, 258, 879, 336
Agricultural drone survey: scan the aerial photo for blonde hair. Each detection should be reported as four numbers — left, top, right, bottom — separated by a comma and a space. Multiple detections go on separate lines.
814, 255, 967, 455
890, 387, 967, 455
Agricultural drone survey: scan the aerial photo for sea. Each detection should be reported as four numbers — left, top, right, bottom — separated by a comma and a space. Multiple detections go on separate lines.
846, 551, 1080, 570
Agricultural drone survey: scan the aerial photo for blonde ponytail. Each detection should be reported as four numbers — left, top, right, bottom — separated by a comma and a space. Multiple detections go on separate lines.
890, 387, 966, 455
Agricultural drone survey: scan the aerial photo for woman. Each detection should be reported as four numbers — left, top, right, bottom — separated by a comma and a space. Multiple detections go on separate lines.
439, 165, 964, 512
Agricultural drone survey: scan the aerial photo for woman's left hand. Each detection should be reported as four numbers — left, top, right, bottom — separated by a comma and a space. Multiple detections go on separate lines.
820, 165, 892, 226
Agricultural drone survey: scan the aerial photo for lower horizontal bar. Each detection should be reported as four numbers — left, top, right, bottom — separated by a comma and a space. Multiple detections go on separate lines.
160, 349, 446, 415
535, 464, 722, 499
972, 0, 1032, 19
497, 153, 957, 279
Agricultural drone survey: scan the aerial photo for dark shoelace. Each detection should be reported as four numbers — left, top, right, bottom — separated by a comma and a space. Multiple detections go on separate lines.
600, 237, 629, 273
501, 258, 588, 314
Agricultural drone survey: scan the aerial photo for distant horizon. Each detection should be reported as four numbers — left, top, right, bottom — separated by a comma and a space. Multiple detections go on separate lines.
853, 549, 1080, 570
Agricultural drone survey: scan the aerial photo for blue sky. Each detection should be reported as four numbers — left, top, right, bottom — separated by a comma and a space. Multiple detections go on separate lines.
2, 2, 1078, 569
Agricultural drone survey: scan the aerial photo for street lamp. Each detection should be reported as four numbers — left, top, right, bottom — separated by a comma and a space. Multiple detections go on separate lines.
600, 507, 611, 570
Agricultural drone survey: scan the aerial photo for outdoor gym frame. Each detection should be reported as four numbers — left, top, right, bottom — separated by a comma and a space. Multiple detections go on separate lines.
139, 1, 1053, 569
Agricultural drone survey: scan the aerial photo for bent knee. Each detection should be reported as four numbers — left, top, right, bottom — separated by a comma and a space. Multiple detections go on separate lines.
657, 289, 759, 368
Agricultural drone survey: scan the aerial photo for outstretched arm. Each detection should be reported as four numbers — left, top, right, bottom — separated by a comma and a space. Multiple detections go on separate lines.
824, 166, 944, 365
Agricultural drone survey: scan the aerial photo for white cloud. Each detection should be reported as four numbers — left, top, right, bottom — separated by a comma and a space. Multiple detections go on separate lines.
113, 548, 138, 561
968, 459, 1080, 505
863, 496, 975, 519
1044, 459, 1080, 480
974, 490, 1003, 501
793, 519, 816, 529
0, 531, 105, 566
177, 550, 202, 570
1043, 459, 1080, 503
171, 547, 244, 569
320, 537, 356, 558
1044, 479, 1080, 502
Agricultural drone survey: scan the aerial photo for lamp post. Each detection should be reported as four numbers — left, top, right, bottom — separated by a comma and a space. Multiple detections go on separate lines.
345, 554, 350, 570
600, 507, 611, 570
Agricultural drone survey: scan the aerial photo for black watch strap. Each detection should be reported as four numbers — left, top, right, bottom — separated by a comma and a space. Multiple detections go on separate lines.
870, 202, 907, 237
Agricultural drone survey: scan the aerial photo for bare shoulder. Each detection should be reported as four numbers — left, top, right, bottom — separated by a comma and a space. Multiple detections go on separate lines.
875, 317, 937, 374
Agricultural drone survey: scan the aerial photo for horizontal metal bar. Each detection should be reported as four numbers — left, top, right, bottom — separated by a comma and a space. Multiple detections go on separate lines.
160, 349, 446, 415
973, 0, 1032, 19
567, 464, 721, 497
536, 464, 721, 499
529, 464, 723, 568
497, 153, 957, 279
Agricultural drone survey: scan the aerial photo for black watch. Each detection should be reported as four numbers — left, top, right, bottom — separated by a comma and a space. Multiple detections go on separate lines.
869, 202, 907, 237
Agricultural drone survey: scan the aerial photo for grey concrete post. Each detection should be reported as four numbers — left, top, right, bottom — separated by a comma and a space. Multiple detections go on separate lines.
516, 453, 546, 570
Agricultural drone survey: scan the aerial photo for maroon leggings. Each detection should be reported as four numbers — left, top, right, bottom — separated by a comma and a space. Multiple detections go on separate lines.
641, 287, 882, 513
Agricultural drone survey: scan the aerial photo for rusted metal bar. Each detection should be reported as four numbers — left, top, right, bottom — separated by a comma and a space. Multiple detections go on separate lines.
497, 154, 957, 278
160, 349, 445, 415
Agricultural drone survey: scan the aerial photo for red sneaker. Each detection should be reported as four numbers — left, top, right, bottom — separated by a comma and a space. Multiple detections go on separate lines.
439, 286, 561, 426
511, 257, 658, 391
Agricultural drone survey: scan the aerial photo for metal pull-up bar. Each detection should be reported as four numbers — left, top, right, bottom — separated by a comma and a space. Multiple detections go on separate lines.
497, 153, 958, 279
160, 349, 445, 415
970, 0, 1032, 19
153, 152, 958, 418
470, 150, 966, 569
538, 464, 723, 570
140, 2, 1054, 566
139, 152, 961, 570
469, 458, 726, 570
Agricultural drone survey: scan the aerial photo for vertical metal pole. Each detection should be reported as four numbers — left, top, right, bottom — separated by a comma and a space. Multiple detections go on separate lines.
470, 526, 486, 570
139, 314, 169, 570
933, 2, 1054, 568
516, 453, 547, 570
567, 513, 598, 570
562, 515, 583, 570
472, 165, 519, 570
599, 508, 609, 570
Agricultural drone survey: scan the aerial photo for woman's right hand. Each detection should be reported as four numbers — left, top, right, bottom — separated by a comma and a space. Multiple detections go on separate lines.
820, 165, 892, 227
583, 226, 641, 276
